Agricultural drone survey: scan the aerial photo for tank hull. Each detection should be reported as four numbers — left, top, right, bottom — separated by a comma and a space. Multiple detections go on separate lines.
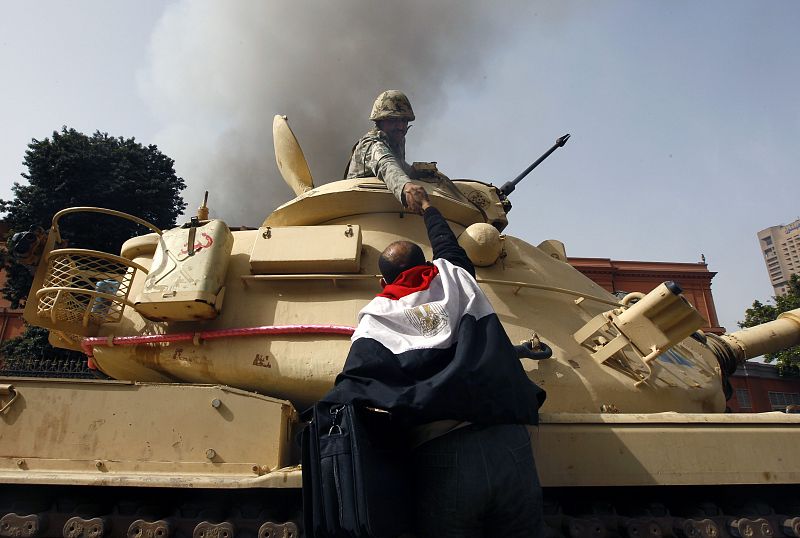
1, 377, 798, 537
2, 377, 797, 489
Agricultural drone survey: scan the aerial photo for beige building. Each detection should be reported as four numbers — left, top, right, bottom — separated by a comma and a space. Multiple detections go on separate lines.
758, 218, 800, 296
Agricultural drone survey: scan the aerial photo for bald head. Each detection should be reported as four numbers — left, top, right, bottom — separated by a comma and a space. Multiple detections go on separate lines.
379, 240, 426, 284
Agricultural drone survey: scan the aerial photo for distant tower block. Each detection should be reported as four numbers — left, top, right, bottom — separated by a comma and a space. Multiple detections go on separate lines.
758, 218, 800, 297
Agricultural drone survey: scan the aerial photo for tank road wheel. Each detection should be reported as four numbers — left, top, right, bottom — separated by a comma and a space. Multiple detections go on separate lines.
192, 521, 234, 538
566, 517, 607, 538
127, 519, 172, 538
62, 517, 108, 538
674, 518, 720, 538
0, 513, 41, 537
782, 517, 800, 538
257, 521, 298, 538
623, 518, 663, 538
730, 518, 775, 538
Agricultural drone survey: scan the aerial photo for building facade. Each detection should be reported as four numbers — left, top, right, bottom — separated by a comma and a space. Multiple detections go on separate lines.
728, 361, 800, 413
758, 218, 800, 297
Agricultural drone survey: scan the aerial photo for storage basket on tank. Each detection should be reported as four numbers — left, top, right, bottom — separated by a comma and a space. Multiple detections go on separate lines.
33, 208, 159, 337
36, 249, 147, 332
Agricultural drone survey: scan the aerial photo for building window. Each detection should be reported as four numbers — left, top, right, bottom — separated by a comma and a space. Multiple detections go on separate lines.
767, 391, 800, 411
736, 388, 752, 409
764, 237, 773, 246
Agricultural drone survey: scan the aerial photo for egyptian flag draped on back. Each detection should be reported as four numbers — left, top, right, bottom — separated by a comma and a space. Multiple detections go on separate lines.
323, 258, 546, 426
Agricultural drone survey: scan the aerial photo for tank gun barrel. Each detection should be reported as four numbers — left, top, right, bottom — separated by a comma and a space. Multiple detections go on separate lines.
499, 133, 570, 196
715, 308, 800, 363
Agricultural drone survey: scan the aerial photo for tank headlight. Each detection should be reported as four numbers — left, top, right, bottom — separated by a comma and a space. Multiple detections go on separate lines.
574, 281, 707, 385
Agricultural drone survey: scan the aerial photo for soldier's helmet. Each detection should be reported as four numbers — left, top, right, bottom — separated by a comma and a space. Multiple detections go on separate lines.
369, 90, 415, 122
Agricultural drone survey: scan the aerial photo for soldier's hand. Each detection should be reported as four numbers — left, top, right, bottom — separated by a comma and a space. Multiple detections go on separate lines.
403, 183, 430, 214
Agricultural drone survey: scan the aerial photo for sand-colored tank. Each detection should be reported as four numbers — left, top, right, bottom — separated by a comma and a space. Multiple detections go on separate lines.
1, 117, 800, 537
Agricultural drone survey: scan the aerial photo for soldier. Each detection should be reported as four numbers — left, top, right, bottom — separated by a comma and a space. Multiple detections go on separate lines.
346, 90, 428, 212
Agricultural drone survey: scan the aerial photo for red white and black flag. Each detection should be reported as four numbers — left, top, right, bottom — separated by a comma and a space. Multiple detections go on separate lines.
323, 258, 545, 426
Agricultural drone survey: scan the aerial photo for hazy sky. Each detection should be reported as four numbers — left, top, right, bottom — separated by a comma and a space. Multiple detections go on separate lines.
1, 1, 798, 335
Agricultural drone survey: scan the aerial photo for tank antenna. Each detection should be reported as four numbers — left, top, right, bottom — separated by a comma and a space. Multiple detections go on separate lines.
197, 191, 210, 220
499, 133, 570, 196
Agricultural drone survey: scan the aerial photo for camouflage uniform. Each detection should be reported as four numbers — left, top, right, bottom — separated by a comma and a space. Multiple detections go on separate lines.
346, 90, 416, 205
345, 129, 414, 204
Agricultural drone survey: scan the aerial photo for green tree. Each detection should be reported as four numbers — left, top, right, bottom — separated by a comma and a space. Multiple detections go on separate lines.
739, 273, 800, 376
0, 127, 186, 373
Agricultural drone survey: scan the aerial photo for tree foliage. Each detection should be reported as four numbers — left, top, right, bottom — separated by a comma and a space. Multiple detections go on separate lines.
739, 273, 800, 376
0, 127, 186, 369
1, 127, 187, 308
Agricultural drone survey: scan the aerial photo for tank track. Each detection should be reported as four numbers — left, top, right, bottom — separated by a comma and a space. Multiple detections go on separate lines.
543, 485, 800, 538
2, 485, 798, 537
0, 486, 300, 538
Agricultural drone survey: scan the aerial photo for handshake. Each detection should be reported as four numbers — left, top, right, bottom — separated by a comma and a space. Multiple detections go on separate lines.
402, 182, 431, 214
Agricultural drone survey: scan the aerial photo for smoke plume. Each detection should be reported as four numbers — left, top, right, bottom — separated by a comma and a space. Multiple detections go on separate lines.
139, 1, 529, 225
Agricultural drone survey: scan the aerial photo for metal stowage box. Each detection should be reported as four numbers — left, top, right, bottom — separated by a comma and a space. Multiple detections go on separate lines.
249, 224, 362, 274
135, 220, 234, 321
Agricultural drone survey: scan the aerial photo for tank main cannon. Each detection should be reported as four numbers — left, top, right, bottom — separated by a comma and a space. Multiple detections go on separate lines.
714, 309, 800, 362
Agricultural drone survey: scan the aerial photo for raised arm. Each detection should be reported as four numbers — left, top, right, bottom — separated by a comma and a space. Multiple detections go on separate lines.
406, 185, 475, 277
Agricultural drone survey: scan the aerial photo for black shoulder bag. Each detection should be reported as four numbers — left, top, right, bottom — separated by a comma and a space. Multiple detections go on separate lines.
302, 402, 412, 537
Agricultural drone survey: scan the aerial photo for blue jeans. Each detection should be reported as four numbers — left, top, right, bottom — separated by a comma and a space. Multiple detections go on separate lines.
412, 423, 544, 537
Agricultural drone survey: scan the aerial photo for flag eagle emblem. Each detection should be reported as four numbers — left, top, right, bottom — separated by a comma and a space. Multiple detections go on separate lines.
404, 302, 449, 337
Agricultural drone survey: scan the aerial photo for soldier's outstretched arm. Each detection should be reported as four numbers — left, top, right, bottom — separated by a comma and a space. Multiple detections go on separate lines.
364, 140, 413, 207
375, 157, 412, 207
